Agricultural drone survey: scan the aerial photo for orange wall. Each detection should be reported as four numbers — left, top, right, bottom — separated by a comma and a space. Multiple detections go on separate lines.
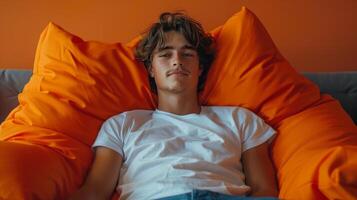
1, 0, 356, 72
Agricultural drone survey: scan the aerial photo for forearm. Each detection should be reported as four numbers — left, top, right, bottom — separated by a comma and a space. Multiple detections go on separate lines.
68, 147, 123, 200
242, 142, 279, 197
249, 187, 278, 197
248, 159, 278, 197
68, 185, 109, 200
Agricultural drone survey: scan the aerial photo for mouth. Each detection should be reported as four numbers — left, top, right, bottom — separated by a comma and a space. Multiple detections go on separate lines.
167, 71, 189, 77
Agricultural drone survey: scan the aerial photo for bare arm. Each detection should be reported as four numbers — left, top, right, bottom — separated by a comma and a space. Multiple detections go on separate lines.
242, 141, 278, 197
69, 147, 123, 200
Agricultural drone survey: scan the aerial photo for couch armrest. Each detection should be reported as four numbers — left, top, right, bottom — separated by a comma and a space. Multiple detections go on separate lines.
0, 69, 32, 122
303, 72, 357, 124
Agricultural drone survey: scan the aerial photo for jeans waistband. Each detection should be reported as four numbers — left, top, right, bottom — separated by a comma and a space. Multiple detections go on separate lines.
155, 189, 278, 200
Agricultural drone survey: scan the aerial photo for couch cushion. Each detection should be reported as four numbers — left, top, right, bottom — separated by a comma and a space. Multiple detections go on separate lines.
2, 70, 356, 124
0, 70, 31, 122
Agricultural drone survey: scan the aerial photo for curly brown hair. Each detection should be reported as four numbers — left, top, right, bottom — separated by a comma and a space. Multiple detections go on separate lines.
135, 12, 215, 94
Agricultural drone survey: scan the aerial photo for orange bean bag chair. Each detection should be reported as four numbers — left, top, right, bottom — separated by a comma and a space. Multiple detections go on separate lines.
1, 6, 356, 200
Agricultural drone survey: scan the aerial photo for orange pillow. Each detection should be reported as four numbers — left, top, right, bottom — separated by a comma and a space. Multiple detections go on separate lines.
1, 6, 356, 199
0, 23, 156, 199
202, 7, 357, 199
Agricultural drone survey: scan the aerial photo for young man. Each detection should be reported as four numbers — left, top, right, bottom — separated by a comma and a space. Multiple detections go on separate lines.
70, 12, 278, 200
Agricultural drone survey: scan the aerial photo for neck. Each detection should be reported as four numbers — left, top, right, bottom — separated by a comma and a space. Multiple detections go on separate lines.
157, 91, 201, 115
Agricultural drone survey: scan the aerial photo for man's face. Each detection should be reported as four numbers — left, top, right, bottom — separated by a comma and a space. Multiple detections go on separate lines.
150, 31, 201, 95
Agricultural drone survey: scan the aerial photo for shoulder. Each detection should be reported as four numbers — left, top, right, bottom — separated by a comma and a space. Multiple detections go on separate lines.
203, 106, 265, 127
204, 105, 257, 118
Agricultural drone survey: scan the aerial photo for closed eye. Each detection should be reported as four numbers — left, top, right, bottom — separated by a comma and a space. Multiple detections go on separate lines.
183, 53, 194, 57
159, 53, 170, 57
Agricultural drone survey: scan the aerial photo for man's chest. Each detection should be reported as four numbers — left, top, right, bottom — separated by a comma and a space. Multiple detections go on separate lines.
121, 118, 242, 165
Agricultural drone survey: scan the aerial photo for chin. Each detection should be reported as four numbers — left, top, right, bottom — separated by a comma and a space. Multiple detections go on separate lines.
158, 83, 195, 94
167, 88, 186, 94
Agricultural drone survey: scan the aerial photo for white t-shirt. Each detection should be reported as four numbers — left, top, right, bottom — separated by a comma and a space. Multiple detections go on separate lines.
93, 106, 276, 200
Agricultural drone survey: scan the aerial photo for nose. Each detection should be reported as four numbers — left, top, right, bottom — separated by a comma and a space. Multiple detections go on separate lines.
172, 52, 183, 67
173, 63, 183, 67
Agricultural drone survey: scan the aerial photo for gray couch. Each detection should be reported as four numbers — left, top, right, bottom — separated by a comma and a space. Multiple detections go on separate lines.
1, 69, 357, 124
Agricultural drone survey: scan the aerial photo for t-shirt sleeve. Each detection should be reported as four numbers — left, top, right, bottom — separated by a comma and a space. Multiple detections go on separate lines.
92, 114, 125, 158
239, 108, 276, 152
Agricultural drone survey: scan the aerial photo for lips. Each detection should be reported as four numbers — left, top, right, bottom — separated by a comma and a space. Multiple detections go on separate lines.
167, 70, 189, 76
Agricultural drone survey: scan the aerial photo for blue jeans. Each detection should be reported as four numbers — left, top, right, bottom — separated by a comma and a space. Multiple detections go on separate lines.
155, 189, 278, 200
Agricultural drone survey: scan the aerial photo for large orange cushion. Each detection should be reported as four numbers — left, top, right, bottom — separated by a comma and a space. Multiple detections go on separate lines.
0, 22, 155, 199
0, 141, 79, 199
201, 7, 357, 199
1, 6, 356, 199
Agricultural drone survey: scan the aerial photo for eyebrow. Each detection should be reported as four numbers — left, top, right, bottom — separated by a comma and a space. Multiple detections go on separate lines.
157, 45, 196, 52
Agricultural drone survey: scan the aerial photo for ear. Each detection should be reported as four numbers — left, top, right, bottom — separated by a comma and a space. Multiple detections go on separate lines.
149, 66, 155, 78
199, 65, 203, 76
